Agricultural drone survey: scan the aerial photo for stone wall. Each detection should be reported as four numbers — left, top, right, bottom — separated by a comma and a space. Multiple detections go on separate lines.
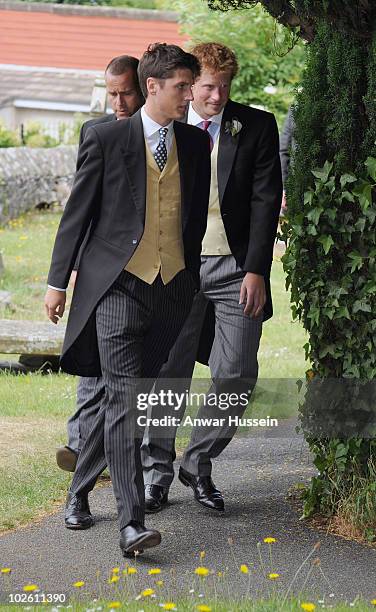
0, 145, 77, 225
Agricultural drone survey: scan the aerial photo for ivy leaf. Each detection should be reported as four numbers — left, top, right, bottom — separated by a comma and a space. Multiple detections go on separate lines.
354, 218, 366, 232
317, 234, 334, 254
307, 306, 320, 326
311, 160, 333, 183
352, 180, 373, 211
365, 156, 376, 181
340, 173, 357, 188
353, 300, 372, 313
335, 443, 348, 459
325, 208, 337, 222
340, 190, 355, 203
347, 251, 363, 272
304, 190, 314, 206
333, 305, 351, 320
306, 207, 323, 225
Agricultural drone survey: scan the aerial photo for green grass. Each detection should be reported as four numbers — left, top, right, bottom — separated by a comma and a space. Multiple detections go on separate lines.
0, 209, 307, 530
0, 598, 374, 611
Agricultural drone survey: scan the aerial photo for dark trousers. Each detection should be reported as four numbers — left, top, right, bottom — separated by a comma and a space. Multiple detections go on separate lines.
69, 269, 195, 530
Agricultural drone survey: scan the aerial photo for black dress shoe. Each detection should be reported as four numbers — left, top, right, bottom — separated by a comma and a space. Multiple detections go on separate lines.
179, 466, 224, 511
120, 521, 161, 557
145, 484, 169, 513
56, 446, 79, 472
65, 491, 94, 530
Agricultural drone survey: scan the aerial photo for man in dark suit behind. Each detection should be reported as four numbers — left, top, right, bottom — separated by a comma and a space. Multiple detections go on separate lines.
45, 43, 210, 556
56, 54, 145, 472
141, 42, 282, 514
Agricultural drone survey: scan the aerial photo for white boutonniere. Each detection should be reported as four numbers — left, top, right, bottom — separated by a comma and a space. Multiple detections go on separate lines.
225, 117, 242, 137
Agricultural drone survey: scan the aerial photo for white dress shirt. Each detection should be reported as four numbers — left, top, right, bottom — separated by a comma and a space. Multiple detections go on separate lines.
49, 106, 175, 292
140, 106, 174, 156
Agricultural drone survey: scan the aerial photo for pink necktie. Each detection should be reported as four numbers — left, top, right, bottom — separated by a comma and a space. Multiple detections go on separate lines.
201, 120, 213, 152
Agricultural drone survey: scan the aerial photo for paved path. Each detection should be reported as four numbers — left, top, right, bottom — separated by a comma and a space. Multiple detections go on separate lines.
1, 420, 375, 606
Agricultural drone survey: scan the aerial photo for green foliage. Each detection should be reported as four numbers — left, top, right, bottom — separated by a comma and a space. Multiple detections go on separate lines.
283, 159, 376, 379
22, 122, 59, 148
0, 122, 20, 148
0, 115, 85, 149
157, 0, 305, 125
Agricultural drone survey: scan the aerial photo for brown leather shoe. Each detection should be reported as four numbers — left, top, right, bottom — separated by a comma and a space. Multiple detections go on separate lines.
56, 446, 78, 472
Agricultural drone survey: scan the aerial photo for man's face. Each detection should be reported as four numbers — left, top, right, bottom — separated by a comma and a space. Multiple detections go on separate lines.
192, 69, 232, 120
147, 68, 194, 123
105, 70, 142, 119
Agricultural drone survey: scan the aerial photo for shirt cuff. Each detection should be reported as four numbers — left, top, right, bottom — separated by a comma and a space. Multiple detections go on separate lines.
48, 284, 67, 292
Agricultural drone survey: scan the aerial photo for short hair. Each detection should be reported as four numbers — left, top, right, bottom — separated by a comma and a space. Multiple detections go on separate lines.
137, 43, 200, 98
105, 55, 139, 76
190, 42, 238, 80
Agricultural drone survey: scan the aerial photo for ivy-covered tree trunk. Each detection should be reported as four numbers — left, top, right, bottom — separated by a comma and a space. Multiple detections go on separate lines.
208, 0, 376, 538
284, 20, 376, 539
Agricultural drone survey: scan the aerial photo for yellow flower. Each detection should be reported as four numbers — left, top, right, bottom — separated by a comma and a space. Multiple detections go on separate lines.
161, 603, 176, 610
240, 564, 249, 574
197, 606, 211, 612
148, 568, 161, 575
301, 604, 316, 612
73, 581, 85, 588
156, 580, 164, 587
0, 568, 11, 574
263, 537, 276, 543
112, 567, 120, 573
109, 575, 120, 584
371, 601, 376, 607
23, 585, 39, 592
199, 551, 205, 559
194, 566, 209, 577
217, 571, 223, 578
141, 588, 155, 597
268, 573, 280, 580
108, 602, 121, 609
125, 567, 137, 575
19, 236, 28, 240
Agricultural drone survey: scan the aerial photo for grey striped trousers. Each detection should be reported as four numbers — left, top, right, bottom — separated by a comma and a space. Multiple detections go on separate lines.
69, 269, 195, 530
142, 254, 263, 486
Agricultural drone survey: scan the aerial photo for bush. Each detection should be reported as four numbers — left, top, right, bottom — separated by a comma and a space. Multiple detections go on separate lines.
0, 122, 20, 148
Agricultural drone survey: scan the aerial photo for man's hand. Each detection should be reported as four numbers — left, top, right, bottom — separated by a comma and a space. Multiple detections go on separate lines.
44, 288, 66, 324
239, 273, 266, 318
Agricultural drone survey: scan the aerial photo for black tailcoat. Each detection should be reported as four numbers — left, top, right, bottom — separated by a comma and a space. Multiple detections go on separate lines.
48, 110, 211, 376
195, 100, 282, 364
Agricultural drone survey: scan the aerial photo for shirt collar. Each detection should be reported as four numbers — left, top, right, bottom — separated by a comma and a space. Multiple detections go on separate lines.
188, 102, 224, 127
141, 106, 174, 137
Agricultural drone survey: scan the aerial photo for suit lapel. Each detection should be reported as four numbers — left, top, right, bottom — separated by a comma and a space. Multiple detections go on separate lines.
217, 101, 240, 205
174, 121, 195, 230
120, 110, 146, 223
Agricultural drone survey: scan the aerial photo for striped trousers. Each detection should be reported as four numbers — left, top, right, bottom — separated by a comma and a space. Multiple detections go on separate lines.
141, 255, 263, 486
69, 269, 195, 530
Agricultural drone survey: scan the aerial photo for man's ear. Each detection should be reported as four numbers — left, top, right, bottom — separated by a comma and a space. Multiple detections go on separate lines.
146, 77, 158, 96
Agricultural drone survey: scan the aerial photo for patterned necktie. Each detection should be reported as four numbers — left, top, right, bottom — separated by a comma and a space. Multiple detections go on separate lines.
154, 127, 168, 172
201, 120, 214, 152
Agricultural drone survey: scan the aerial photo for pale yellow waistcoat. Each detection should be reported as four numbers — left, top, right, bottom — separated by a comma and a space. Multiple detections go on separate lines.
201, 135, 231, 256
125, 136, 185, 284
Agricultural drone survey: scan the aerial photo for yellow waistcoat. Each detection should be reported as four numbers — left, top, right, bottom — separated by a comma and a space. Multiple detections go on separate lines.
201, 135, 231, 256
125, 136, 185, 284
